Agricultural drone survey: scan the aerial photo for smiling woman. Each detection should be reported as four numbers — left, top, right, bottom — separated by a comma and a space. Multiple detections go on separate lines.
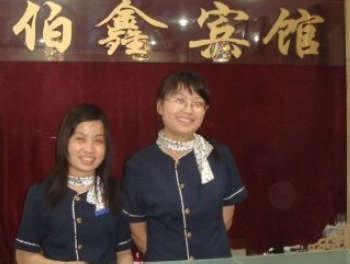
123, 71, 248, 261
67, 120, 106, 178
13, 103, 133, 264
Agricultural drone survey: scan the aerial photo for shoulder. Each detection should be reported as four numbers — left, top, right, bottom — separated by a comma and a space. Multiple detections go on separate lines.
22, 179, 49, 208
126, 143, 160, 166
212, 142, 230, 151
26, 179, 47, 197
210, 141, 234, 158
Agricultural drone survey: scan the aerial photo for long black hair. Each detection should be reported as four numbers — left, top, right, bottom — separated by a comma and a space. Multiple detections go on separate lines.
46, 103, 120, 211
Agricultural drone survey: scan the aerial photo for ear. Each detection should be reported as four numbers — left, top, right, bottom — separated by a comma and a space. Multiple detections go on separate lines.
156, 100, 163, 115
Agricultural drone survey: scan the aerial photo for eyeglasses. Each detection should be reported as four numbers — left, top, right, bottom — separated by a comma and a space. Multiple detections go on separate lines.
165, 96, 207, 112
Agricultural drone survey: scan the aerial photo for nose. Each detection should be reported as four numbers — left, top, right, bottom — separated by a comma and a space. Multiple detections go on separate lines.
82, 140, 95, 153
182, 101, 194, 113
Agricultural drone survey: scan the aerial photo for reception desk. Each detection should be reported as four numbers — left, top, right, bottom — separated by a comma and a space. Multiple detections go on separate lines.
145, 250, 349, 264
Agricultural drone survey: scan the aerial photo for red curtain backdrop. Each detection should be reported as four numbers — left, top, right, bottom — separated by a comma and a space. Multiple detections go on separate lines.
0, 62, 346, 262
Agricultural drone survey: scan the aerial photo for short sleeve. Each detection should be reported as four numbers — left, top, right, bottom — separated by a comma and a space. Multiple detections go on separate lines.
122, 160, 147, 222
115, 213, 133, 251
220, 145, 248, 206
14, 184, 45, 252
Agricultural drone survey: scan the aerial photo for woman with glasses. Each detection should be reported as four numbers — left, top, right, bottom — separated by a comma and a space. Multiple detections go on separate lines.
123, 71, 248, 262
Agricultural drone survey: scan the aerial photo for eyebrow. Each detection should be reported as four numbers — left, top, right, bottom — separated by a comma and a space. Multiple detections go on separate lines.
172, 94, 203, 100
73, 131, 105, 137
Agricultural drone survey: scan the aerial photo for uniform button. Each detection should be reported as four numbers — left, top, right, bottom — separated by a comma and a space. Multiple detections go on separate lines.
77, 244, 83, 250
186, 231, 192, 238
180, 183, 185, 189
76, 217, 82, 224
74, 195, 81, 202
185, 208, 191, 215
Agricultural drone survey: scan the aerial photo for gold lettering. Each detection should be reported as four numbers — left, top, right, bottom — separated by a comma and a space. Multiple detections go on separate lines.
262, 8, 324, 58
189, 1, 250, 62
12, 1, 40, 51
96, 0, 168, 57
12, 1, 72, 53
43, 1, 72, 53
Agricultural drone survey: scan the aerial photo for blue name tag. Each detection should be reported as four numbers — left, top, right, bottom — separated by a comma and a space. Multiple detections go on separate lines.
95, 208, 109, 216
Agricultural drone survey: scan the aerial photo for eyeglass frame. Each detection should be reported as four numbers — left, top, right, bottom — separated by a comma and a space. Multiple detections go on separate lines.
164, 96, 209, 112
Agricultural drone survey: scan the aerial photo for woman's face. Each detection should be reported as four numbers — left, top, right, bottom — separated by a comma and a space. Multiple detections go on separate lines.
67, 120, 106, 177
157, 87, 208, 141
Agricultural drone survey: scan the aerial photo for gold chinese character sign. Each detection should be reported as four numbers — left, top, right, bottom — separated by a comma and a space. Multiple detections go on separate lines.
262, 8, 324, 58
189, 1, 250, 62
12, 0, 72, 59
95, 0, 168, 60
2, 0, 340, 64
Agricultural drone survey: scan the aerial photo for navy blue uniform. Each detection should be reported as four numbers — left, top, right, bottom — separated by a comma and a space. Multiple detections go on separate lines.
123, 143, 247, 261
15, 180, 132, 262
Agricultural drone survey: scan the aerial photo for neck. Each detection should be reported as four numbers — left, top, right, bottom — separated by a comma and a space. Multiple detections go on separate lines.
156, 131, 195, 156
161, 130, 194, 142
67, 175, 95, 187
69, 174, 95, 178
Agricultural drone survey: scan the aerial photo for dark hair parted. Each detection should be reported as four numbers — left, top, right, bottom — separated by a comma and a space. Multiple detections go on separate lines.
156, 71, 211, 105
46, 103, 120, 212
